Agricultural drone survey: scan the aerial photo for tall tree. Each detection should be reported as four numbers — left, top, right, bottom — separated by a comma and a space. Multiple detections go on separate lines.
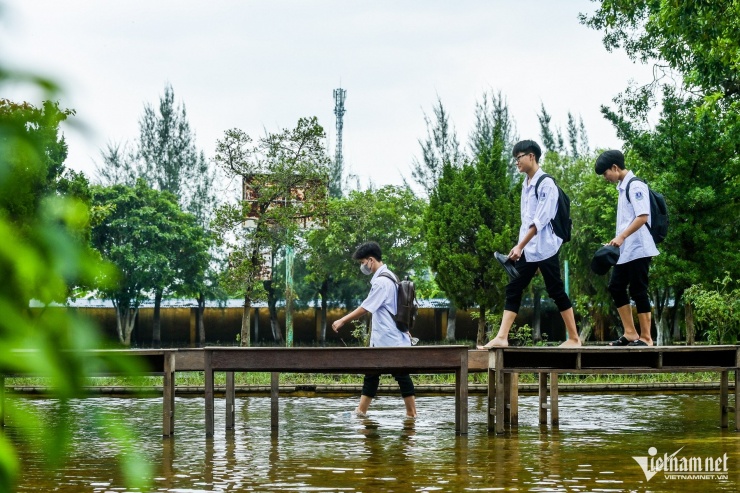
582, 0, 740, 344
96, 85, 219, 345
213, 118, 330, 346
426, 92, 519, 345
136, 84, 205, 202
407, 97, 465, 339
91, 180, 209, 346
408, 97, 464, 196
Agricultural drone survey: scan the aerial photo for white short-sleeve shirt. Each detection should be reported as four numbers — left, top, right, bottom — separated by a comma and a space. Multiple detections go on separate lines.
519, 169, 562, 262
360, 265, 411, 347
615, 171, 659, 264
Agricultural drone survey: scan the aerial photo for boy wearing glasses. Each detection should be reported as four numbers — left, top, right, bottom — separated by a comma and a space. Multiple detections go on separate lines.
479, 140, 581, 348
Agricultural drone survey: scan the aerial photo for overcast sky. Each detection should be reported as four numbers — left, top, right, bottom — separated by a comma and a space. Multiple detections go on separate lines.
2, 0, 654, 189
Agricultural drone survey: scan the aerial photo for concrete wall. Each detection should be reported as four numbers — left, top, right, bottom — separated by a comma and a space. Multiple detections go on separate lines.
51, 302, 569, 347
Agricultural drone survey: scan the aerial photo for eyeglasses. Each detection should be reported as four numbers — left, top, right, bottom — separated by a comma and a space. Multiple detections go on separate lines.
514, 153, 531, 162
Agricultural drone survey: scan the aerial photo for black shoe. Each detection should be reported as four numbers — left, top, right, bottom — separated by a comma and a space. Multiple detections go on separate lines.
494, 251, 519, 280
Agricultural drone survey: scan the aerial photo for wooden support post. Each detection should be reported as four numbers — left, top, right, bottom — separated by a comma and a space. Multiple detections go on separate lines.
720, 370, 729, 429
487, 367, 495, 431
0, 375, 4, 428
455, 349, 468, 434
205, 350, 214, 437
225, 372, 235, 430
735, 369, 739, 431
271, 372, 280, 429
510, 373, 519, 427
494, 349, 505, 434
539, 373, 548, 425
162, 351, 176, 437
550, 372, 559, 427
503, 373, 511, 424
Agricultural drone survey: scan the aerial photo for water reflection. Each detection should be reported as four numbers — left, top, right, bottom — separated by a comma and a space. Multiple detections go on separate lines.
9, 392, 740, 492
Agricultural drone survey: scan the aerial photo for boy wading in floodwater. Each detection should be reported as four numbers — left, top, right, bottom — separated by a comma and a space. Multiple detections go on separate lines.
332, 241, 417, 418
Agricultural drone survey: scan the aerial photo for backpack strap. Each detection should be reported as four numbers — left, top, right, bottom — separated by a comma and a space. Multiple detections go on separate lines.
624, 176, 652, 232
625, 177, 645, 204
378, 271, 399, 285
534, 173, 556, 199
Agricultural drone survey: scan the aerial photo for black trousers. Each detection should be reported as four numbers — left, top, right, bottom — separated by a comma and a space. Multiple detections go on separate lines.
362, 373, 415, 398
608, 256, 652, 313
505, 251, 572, 313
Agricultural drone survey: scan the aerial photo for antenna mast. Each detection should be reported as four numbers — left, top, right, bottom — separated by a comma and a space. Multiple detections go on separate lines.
333, 87, 347, 169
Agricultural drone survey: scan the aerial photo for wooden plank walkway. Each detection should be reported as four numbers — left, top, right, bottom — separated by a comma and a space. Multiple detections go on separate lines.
203, 346, 470, 436
1, 349, 178, 436
483, 345, 740, 434
5, 346, 737, 438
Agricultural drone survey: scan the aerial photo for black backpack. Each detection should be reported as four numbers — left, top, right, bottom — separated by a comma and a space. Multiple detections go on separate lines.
378, 271, 418, 333
626, 177, 669, 244
534, 174, 572, 242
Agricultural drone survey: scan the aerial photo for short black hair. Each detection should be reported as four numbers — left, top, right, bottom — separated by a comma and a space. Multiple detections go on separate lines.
352, 241, 382, 261
595, 150, 625, 175
512, 140, 542, 163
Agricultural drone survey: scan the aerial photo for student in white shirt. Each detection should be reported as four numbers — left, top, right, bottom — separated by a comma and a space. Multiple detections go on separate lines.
332, 241, 416, 418
479, 140, 581, 348
595, 150, 659, 346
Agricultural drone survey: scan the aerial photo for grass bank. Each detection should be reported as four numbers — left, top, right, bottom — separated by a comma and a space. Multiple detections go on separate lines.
4, 371, 725, 389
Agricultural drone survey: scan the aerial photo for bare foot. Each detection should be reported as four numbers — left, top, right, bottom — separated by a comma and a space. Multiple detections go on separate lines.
559, 338, 582, 347
477, 337, 509, 349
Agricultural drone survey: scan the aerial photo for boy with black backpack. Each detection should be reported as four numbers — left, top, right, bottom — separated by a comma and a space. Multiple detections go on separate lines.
595, 150, 660, 347
331, 241, 416, 418
479, 140, 581, 349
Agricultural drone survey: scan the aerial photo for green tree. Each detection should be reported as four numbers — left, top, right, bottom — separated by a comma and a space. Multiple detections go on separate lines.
407, 96, 466, 339
303, 186, 430, 344
469, 91, 518, 178
0, 72, 149, 489
96, 85, 218, 345
0, 99, 75, 233
91, 180, 208, 346
582, 0, 740, 344
213, 118, 330, 346
427, 162, 517, 346
580, 0, 740, 99
426, 92, 519, 345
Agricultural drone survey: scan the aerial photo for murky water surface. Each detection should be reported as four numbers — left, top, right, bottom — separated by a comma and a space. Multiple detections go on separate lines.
9, 392, 740, 492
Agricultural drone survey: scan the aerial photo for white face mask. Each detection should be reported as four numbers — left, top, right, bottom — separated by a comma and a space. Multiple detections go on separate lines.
360, 262, 372, 275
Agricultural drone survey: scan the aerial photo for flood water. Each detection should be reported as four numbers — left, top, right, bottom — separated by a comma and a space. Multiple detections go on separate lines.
9, 391, 740, 492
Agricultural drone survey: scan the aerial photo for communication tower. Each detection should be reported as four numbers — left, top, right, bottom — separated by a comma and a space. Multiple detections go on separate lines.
333, 88, 347, 168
